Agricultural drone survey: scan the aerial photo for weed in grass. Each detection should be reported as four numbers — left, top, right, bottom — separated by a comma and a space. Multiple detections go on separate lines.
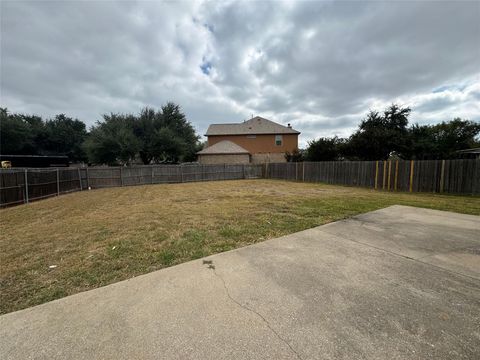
218, 226, 243, 239
34, 287, 68, 306
181, 229, 207, 244
158, 250, 176, 266
191, 249, 208, 260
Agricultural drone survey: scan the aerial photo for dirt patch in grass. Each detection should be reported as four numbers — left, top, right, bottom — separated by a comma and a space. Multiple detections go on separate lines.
1, 179, 479, 314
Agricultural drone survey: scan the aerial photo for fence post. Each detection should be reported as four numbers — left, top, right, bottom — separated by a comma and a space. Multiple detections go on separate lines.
224, 163, 227, 180
439, 159, 445, 193
24, 169, 29, 204
382, 161, 387, 190
120, 166, 124, 186
243, 164, 246, 179
180, 165, 184, 183
387, 161, 392, 191
151, 166, 154, 184
302, 162, 305, 182
409, 160, 415, 192
473, 159, 479, 195
295, 162, 298, 181
78, 168, 82, 190
394, 160, 399, 191
56, 168, 60, 195
374, 161, 379, 190
86, 167, 90, 189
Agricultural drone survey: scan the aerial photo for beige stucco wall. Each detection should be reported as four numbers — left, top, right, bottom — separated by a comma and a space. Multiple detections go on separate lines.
251, 153, 286, 163
198, 154, 250, 165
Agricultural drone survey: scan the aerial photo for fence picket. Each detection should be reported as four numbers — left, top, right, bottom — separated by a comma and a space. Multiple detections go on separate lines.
1, 160, 478, 208
264, 160, 478, 195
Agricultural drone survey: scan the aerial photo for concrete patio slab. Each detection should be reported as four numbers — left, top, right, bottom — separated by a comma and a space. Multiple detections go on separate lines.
320, 206, 480, 278
1, 205, 479, 360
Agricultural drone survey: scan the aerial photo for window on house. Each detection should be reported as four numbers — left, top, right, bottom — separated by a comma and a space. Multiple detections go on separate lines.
246, 135, 256, 139
275, 135, 283, 146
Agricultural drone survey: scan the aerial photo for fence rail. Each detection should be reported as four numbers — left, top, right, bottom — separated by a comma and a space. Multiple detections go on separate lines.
1, 159, 478, 208
265, 159, 479, 195
0, 164, 263, 207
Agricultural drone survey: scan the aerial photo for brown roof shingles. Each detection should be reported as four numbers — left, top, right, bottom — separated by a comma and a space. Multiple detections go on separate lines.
205, 116, 300, 136
196, 140, 250, 155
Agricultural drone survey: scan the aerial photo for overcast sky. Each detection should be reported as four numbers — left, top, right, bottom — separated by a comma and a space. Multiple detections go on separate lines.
1, 0, 479, 146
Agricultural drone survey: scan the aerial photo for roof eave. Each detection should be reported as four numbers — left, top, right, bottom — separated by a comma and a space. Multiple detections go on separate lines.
197, 152, 250, 155
206, 131, 300, 136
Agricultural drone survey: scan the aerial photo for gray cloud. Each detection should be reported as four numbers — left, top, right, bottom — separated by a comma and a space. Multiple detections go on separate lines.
1, 0, 479, 147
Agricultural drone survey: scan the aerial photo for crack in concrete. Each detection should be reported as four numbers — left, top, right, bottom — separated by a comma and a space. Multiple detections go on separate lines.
206, 263, 303, 360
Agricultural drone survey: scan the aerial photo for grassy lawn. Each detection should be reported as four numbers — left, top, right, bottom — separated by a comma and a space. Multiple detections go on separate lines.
1, 179, 479, 314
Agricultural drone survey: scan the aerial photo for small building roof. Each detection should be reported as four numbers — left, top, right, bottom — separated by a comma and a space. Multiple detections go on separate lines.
197, 140, 250, 155
205, 116, 300, 136
455, 147, 480, 154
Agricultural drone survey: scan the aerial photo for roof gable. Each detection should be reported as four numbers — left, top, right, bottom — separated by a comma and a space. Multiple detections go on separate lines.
196, 140, 250, 155
205, 116, 300, 136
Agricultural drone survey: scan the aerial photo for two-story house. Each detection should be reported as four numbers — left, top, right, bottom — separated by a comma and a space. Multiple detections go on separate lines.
197, 116, 300, 164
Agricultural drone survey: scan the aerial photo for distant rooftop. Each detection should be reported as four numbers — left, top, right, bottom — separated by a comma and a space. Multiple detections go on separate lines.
455, 147, 480, 154
196, 140, 250, 155
205, 116, 300, 136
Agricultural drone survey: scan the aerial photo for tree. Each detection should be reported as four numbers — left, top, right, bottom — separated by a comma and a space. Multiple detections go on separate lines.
405, 118, 480, 159
432, 118, 480, 158
149, 127, 187, 163
0, 109, 33, 154
84, 114, 140, 165
1, 108, 89, 162
133, 107, 158, 164
346, 104, 411, 160
0, 108, 45, 155
44, 114, 87, 162
159, 102, 199, 162
132, 105, 198, 164
305, 137, 344, 161
407, 124, 438, 159
285, 148, 304, 162
131, 104, 198, 164
84, 103, 199, 165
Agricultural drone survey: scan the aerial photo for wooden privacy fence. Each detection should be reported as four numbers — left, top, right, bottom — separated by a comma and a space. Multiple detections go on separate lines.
0, 164, 263, 207
265, 159, 479, 195
1, 160, 478, 207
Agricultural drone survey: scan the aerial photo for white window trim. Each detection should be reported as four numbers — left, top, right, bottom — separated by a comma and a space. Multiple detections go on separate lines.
275, 134, 283, 146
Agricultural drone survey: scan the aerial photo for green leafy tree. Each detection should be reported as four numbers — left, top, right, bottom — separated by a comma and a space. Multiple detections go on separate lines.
159, 102, 199, 162
285, 148, 304, 162
131, 104, 199, 164
44, 114, 87, 162
133, 107, 157, 164
305, 137, 345, 161
83, 103, 199, 165
149, 127, 187, 163
84, 114, 140, 165
346, 104, 411, 160
407, 124, 439, 159
0, 108, 45, 154
431, 118, 480, 158
406, 119, 480, 159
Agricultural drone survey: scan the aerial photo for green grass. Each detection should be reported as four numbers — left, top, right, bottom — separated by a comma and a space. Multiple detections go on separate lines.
1, 179, 479, 314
